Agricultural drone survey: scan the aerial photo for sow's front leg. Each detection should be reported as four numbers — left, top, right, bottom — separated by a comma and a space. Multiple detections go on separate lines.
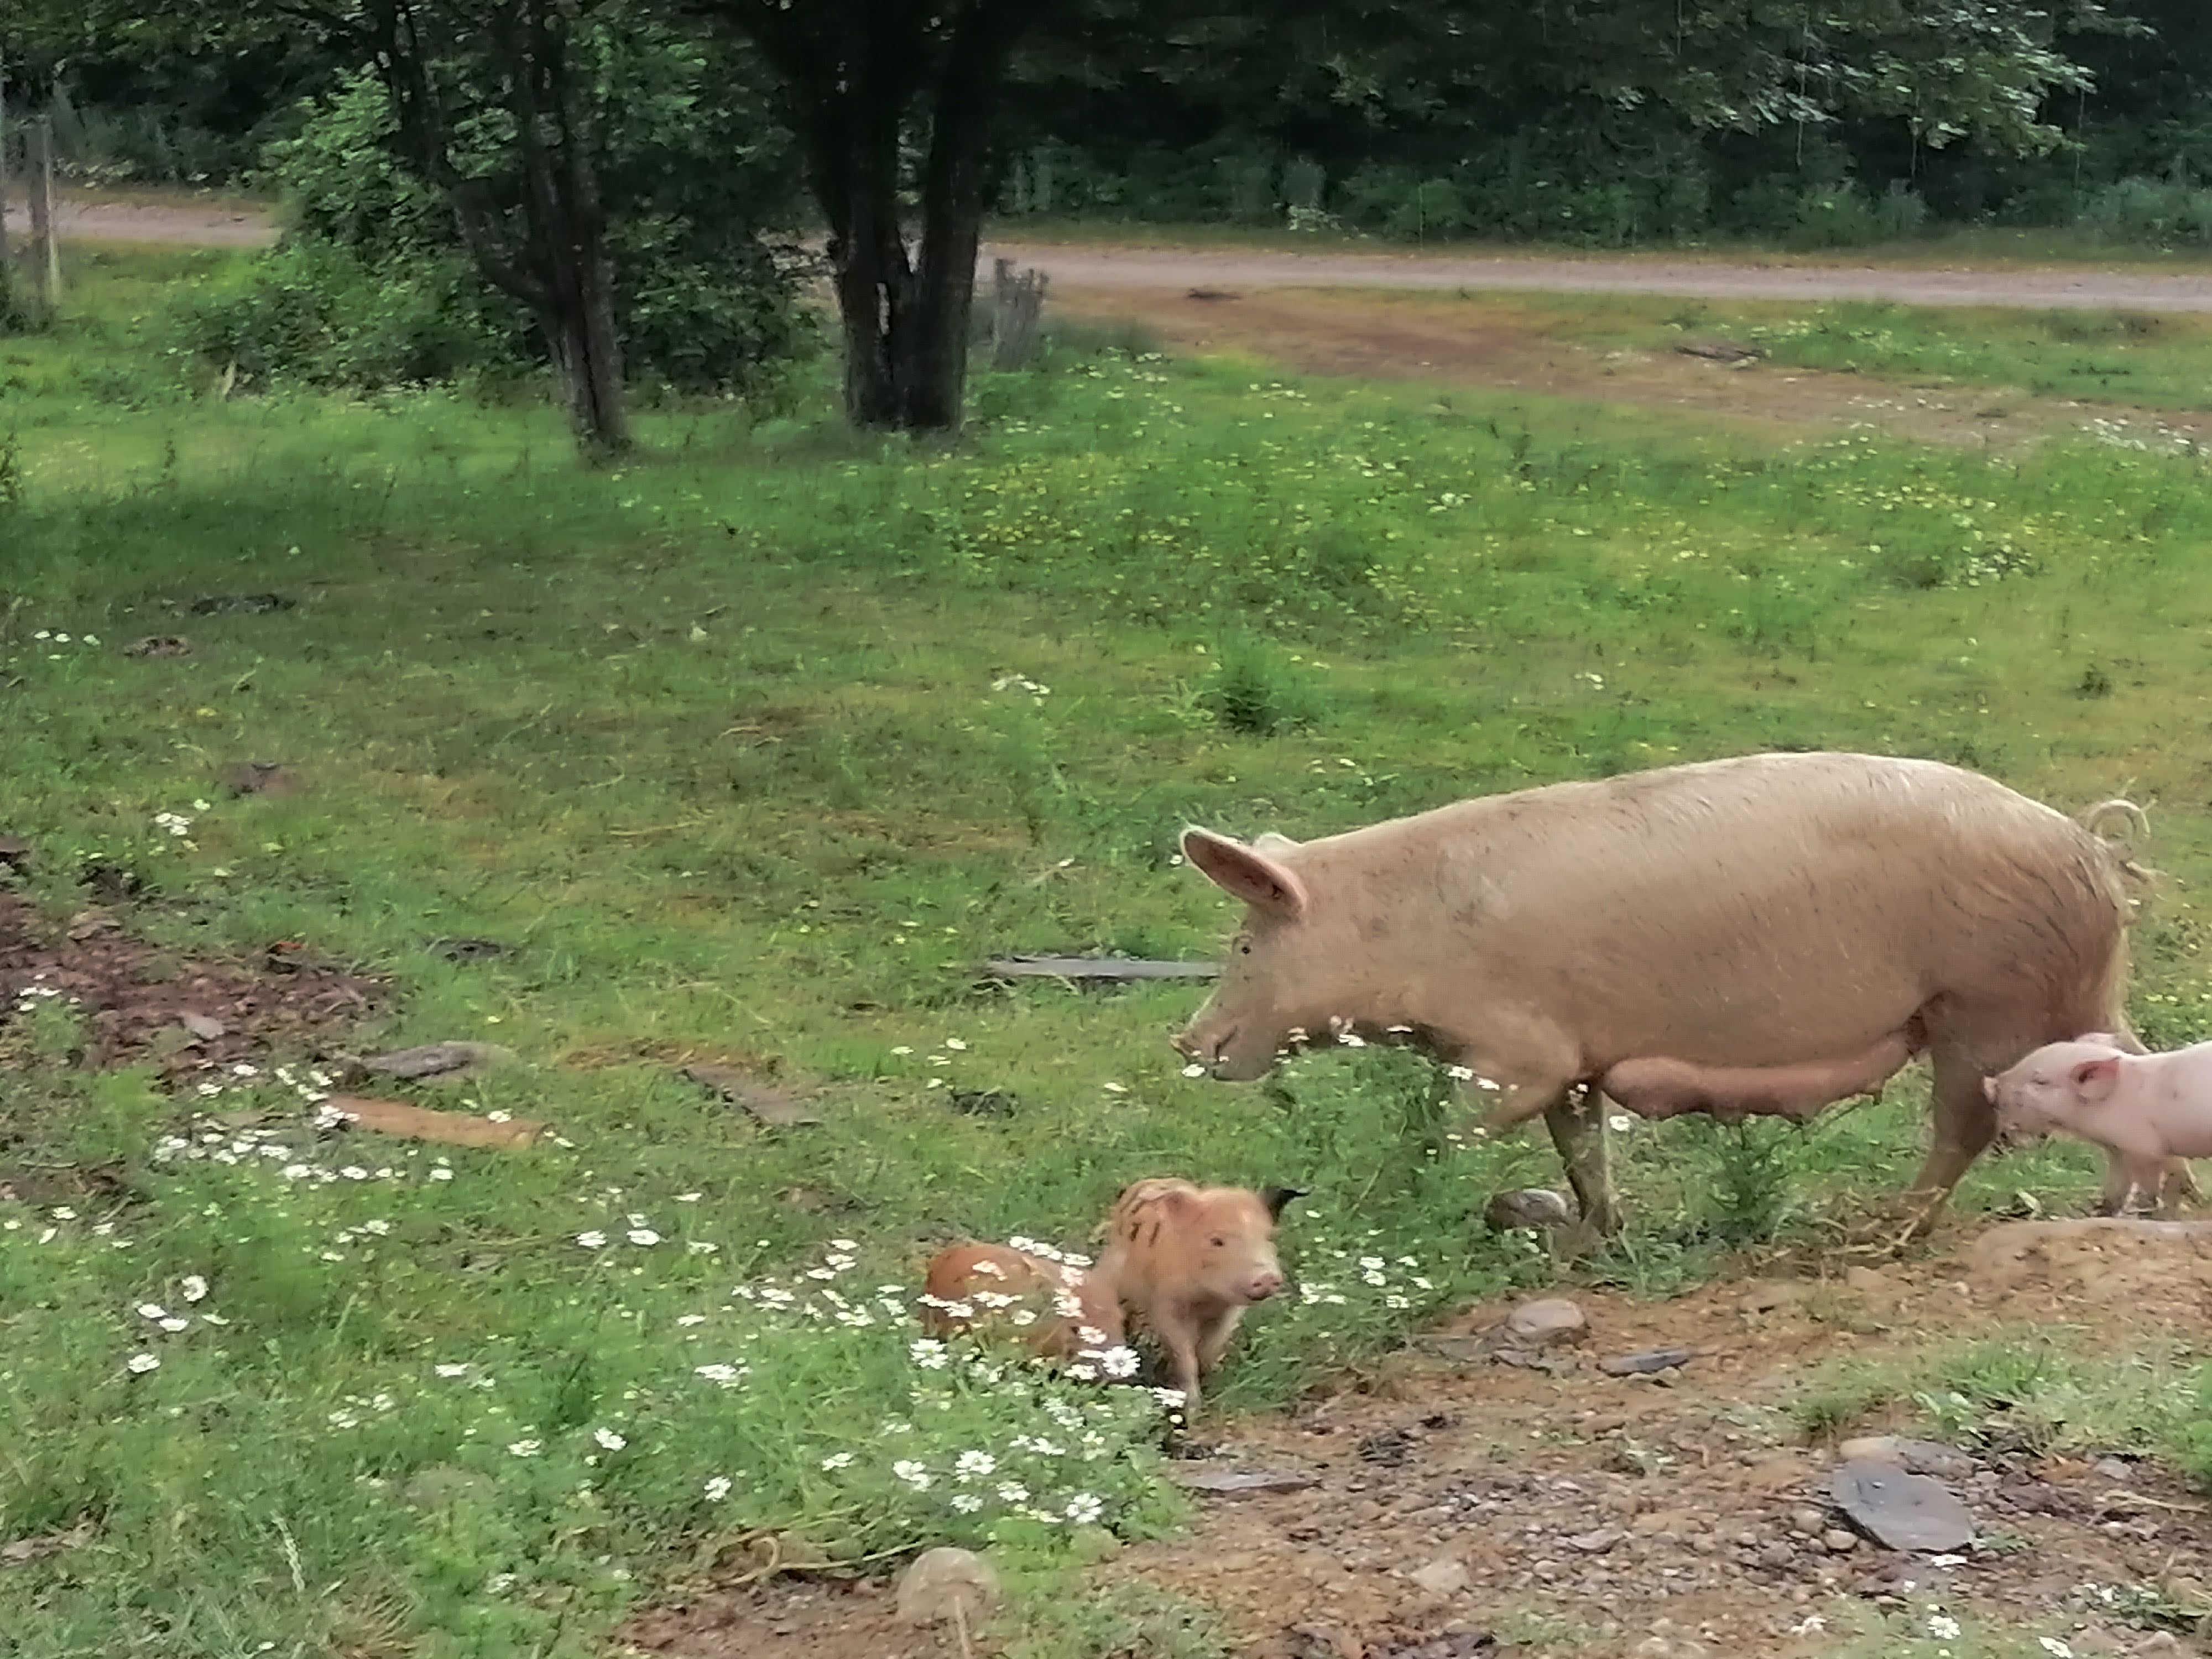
1545, 1089, 1620, 1246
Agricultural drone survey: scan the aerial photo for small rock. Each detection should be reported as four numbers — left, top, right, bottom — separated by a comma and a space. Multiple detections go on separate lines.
1835, 1436, 1974, 1482
2134, 1635, 2183, 1655
1843, 1265, 1890, 1295
0, 834, 31, 871
363, 1041, 516, 1081
1741, 1280, 1808, 1313
1565, 1527, 1623, 1555
190, 592, 295, 615
1175, 1469, 1318, 1498
1823, 1529, 1859, 1554
1677, 338, 1761, 364
684, 1063, 823, 1128
2093, 1457, 2133, 1483
1758, 1542, 1794, 1569
221, 761, 302, 797
1502, 1297, 1588, 1349
1408, 1557, 1470, 1597
1788, 1507, 1826, 1537
1484, 1188, 1574, 1231
1830, 1459, 1976, 1553
178, 1011, 228, 1041
1602, 1347, 1695, 1376
1608, 1439, 1665, 1477
897, 1547, 1000, 1627
429, 937, 509, 963
1359, 1427, 1418, 1467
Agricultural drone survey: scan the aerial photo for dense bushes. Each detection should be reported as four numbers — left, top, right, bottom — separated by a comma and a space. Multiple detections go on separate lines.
169, 44, 812, 403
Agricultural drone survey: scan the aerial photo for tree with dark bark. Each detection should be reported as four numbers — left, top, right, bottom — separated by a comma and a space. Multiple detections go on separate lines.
687, 0, 1040, 434
692, 0, 2126, 434
109, 0, 637, 456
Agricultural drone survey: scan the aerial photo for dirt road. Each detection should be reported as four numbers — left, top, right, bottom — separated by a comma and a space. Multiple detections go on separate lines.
981, 239, 2212, 312
27, 192, 2212, 312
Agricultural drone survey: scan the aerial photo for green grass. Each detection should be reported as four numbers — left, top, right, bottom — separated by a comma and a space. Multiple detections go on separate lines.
8, 246, 2212, 1654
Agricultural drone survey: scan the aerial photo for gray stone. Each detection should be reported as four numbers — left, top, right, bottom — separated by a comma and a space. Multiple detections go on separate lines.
1485, 1188, 1575, 1232
1408, 1557, 1470, 1598
1602, 1347, 1695, 1376
1566, 1528, 1623, 1555
1835, 1436, 1975, 1482
1175, 1468, 1319, 1498
363, 1041, 516, 1082
1830, 1460, 1976, 1553
896, 1547, 1000, 1627
1823, 1529, 1860, 1554
1503, 1297, 1588, 1349
1788, 1507, 1826, 1537
2094, 1457, 2133, 1483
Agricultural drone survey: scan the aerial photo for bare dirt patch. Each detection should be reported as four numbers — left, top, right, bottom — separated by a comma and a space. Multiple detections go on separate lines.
0, 891, 383, 1083
5, 190, 279, 248
620, 1225, 2212, 1659
1047, 283, 2212, 450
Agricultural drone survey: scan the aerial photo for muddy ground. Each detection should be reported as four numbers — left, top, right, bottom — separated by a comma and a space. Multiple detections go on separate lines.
621, 1224, 2212, 1659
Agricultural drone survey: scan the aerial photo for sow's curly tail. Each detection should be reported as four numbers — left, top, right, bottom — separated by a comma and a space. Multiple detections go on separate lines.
2079, 797, 2158, 912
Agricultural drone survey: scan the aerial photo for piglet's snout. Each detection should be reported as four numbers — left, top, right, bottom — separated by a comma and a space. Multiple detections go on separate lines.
1244, 1266, 1285, 1302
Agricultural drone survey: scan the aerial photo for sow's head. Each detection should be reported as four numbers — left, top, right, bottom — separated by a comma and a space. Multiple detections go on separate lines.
1173, 825, 1363, 1082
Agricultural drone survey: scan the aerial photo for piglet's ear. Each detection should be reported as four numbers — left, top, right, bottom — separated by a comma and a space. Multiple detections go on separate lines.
1182, 827, 1308, 919
2072, 1056, 2121, 1102
1262, 1185, 1310, 1220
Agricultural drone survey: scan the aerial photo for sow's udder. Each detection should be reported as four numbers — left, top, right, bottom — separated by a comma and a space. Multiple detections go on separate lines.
1599, 1030, 1920, 1124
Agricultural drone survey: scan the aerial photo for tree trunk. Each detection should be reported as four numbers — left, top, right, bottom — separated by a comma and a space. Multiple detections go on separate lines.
890, 11, 1005, 432
514, 6, 630, 458
818, 143, 984, 435
803, 2, 1024, 434
541, 269, 628, 457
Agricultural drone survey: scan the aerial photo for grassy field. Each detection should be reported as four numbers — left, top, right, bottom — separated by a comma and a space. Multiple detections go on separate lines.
7, 246, 2212, 1657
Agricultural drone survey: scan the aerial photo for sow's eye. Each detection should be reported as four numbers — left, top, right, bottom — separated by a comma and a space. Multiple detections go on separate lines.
1237, 941, 1253, 956
1209, 1235, 1227, 1248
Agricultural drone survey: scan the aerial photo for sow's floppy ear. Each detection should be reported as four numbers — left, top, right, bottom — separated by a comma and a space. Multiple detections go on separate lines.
1261, 1185, 1310, 1221
2071, 1055, 2122, 1102
1181, 826, 1309, 919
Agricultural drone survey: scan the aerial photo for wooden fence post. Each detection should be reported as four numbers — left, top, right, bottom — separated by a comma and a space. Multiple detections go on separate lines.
28, 113, 59, 307
0, 51, 13, 279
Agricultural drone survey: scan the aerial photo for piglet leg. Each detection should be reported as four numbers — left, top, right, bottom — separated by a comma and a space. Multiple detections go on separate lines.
1599, 1030, 1919, 1126
1196, 1305, 1247, 1377
1154, 1311, 1206, 1415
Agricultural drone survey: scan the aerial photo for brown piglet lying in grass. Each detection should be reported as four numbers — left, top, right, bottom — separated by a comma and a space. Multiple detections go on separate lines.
919, 1240, 1125, 1364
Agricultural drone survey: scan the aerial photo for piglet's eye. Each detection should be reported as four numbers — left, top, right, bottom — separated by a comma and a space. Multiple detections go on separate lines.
1210, 1235, 1227, 1248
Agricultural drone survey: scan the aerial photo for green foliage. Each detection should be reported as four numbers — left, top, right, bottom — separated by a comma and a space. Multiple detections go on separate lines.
169, 36, 811, 403
170, 238, 513, 392
1195, 634, 1329, 736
